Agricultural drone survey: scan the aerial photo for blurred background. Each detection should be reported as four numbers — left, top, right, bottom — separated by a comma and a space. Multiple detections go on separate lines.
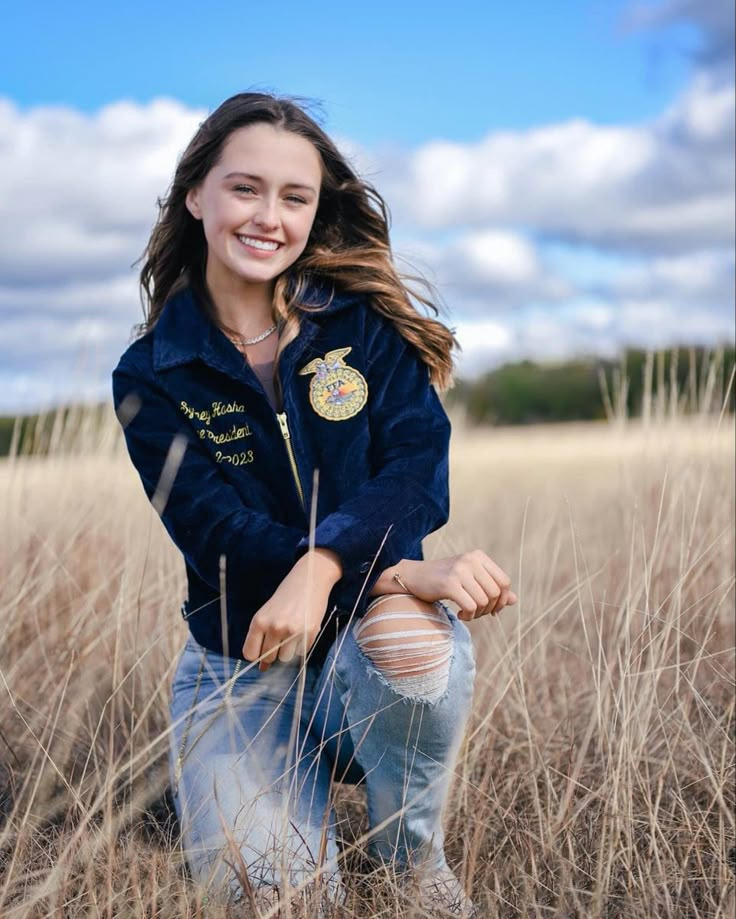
0, 0, 733, 440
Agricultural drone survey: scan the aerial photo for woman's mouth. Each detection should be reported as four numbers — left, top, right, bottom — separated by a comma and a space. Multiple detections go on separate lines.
235, 235, 282, 256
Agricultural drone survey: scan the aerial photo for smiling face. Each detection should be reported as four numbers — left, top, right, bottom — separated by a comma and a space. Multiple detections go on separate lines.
185, 122, 323, 302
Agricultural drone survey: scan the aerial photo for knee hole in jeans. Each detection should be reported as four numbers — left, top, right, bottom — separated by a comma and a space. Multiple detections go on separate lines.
354, 595, 454, 703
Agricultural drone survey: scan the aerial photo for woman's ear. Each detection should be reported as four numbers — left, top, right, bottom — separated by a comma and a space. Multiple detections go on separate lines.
185, 187, 202, 220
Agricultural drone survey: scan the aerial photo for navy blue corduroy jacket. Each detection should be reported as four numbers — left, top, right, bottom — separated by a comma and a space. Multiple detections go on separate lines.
111, 283, 451, 666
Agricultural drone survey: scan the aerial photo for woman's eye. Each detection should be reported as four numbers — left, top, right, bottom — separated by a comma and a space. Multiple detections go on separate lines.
232, 186, 306, 204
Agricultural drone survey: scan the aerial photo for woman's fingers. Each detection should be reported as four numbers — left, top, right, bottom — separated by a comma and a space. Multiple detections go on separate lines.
242, 624, 265, 665
479, 556, 512, 592
453, 582, 491, 620
489, 586, 511, 615
474, 553, 516, 617
243, 624, 287, 672
452, 556, 502, 619
277, 636, 300, 662
452, 552, 518, 620
259, 634, 281, 671
253, 629, 312, 671
259, 628, 303, 670
469, 567, 504, 617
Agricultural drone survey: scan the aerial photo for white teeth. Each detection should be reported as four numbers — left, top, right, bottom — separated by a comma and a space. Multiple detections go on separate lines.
237, 235, 279, 251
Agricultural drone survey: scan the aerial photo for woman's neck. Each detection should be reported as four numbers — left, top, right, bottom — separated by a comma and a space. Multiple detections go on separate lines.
206, 266, 276, 339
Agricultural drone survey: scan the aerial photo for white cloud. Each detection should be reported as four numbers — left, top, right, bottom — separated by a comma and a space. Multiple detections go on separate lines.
457, 231, 543, 286
615, 296, 733, 347
380, 70, 734, 254
0, 274, 140, 318
623, 0, 735, 80
0, 97, 203, 413
454, 295, 733, 381
602, 247, 735, 304
452, 318, 514, 377
568, 301, 615, 331
0, 314, 125, 412
0, 96, 204, 284
396, 229, 572, 315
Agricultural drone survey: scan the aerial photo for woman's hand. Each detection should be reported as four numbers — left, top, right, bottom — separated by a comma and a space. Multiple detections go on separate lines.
242, 548, 342, 671
391, 551, 518, 622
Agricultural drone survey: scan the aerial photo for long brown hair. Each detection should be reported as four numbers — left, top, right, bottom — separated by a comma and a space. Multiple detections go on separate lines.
136, 92, 460, 390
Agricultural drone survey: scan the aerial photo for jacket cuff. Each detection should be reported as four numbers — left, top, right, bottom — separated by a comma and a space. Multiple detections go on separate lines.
294, 523, 401, 619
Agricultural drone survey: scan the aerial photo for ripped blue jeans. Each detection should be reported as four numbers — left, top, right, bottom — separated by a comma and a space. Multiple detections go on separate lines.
167, 595, 477, 902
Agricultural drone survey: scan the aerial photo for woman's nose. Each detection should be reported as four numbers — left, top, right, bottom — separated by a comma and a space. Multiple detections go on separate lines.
253, 197, 280, 230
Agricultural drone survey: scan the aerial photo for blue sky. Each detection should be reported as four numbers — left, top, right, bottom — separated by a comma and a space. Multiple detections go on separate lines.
0, 0, 733, 411
2, 0, 697, 142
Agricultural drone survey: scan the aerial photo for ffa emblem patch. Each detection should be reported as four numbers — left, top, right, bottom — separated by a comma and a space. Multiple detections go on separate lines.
298, 347, 368, 421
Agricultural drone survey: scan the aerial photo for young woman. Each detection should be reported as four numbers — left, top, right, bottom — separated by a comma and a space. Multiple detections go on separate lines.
112, 93, 517, 916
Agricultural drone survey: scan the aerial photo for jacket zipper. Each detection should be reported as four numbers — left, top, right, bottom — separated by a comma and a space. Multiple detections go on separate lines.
240, 356, 305, 515
276, 409, 341, 622
276, 410, 306, 512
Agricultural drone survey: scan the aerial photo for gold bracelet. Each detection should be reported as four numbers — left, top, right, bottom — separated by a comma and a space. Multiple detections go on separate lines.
392, 571, 410, 593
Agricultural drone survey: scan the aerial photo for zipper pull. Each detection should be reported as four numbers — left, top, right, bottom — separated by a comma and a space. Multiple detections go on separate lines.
277, 413, 290, 439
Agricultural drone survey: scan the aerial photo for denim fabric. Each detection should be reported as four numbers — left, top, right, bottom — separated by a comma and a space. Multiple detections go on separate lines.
168, 602, 476, 901
112, 282, 452, 667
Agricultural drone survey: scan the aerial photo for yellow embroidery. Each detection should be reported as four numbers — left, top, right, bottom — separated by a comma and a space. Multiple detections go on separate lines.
180, 399, 247, 425
197, 423, 253, 445
299, 347, 368, 421
212, 400, 246, 418
215, 449, 255, 466
180, 400, 211, 425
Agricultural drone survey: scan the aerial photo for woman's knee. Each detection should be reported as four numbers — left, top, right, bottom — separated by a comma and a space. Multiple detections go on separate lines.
354, 594, 455, 704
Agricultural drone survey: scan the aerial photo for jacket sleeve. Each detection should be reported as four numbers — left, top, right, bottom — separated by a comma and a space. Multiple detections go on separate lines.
112, 362, 308, 597
294, 310, 451, 612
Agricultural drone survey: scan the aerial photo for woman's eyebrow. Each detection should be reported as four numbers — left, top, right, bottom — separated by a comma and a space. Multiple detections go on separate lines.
223, 171, 317, 193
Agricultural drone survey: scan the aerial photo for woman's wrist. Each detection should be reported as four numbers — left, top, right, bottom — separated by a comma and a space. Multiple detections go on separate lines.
295, 546, 343, 585
368, 559, 420, 596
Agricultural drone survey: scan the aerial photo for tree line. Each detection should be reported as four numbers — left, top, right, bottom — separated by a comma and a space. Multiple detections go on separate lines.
0, 345, 733, 457
444, 345, 734, 425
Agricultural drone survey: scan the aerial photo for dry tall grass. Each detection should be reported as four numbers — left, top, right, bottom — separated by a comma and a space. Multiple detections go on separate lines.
0, 403, 733, 917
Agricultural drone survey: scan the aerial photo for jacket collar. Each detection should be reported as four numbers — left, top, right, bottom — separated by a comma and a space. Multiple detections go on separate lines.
152, 281, 361, 376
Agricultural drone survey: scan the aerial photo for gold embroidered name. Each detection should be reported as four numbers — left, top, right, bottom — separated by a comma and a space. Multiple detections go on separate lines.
212, 400, 246, 418
180, 400, 211, 425
180, 399, 247, 426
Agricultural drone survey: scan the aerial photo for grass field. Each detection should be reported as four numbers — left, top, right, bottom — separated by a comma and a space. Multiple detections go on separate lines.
0, 408, 733, 917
